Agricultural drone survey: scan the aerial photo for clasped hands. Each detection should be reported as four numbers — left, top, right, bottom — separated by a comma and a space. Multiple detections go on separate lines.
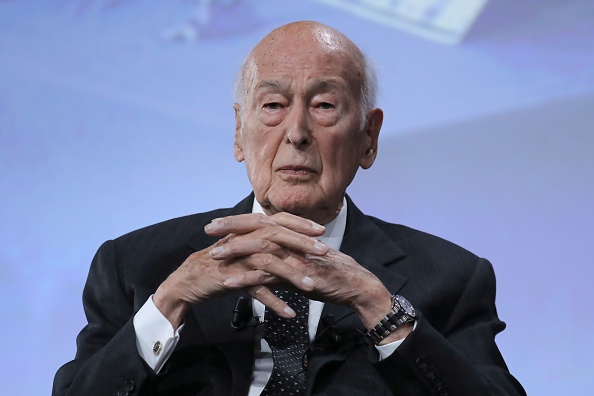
154, 212, 393, 332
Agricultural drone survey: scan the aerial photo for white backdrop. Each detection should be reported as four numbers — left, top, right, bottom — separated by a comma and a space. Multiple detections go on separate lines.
1, 1, 593, 394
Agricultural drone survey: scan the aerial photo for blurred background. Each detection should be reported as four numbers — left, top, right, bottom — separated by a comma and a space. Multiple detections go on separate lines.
1, 0, 593, 394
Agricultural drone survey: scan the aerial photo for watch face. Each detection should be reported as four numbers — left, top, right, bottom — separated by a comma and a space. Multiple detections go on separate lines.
396, 295, 416, 317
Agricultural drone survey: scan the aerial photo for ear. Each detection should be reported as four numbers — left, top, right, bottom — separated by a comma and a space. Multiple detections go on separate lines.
360, 107, 383, 169
233, 103, 244, 162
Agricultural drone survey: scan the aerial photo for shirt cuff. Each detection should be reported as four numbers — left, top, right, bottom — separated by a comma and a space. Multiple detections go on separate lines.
133, 295, 184, 373
375, 320, 417, 361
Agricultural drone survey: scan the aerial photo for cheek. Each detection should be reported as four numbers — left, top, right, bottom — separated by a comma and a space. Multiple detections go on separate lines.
326, 133, 357, 160
320, 131, 362, 178
243, 138, 276, 185
244, 138, 275, 165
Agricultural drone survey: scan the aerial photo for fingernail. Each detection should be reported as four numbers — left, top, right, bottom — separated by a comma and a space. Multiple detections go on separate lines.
223, 277, 238, 286
284, 306, 296, 317
204, 219, 222, 233
312, 222, 325, 232
313, 240, 327, 253
210, 246, 224, 257
302, 276, 315, 288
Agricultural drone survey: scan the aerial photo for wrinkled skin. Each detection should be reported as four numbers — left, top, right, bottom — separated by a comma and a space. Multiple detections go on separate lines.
154, 21, 410, 343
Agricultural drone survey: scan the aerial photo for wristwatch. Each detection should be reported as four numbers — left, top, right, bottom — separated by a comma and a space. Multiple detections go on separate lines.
366, 295, 416, 344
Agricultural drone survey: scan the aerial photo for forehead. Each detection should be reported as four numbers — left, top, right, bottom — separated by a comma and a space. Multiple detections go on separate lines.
247, 29, 363, 97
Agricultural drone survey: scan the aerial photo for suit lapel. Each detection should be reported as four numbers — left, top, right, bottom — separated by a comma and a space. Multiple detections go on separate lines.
308, 197, 409, 392
340, 196, 408, 291
319, 195, 408, 328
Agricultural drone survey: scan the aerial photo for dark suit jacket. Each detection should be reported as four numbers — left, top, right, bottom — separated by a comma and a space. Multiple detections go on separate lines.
53, 194, 525, 395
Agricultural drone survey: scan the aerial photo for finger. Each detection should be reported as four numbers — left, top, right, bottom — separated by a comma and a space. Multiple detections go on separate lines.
224, 254, 316, 291
210, 238, 283, 259
248, 285, 297, 318
205, 213, 274, 236
209, 229, 328, 259
204, 212, 325, 237
222, 269, 276, 288
269, 212, 326, 236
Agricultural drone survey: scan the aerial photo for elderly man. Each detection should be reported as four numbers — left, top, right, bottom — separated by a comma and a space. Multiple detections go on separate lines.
53, 21, 525, 396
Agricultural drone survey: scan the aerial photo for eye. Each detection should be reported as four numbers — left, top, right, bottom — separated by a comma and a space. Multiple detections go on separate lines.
263, 102, 282, 110
318, 102, 334, 110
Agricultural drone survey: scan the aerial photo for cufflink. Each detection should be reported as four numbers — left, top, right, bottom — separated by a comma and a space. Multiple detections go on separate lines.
153, 340, 162, 356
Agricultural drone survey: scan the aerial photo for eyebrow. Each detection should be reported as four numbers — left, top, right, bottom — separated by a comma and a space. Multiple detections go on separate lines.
313, 79, 347, 93
253, 80, 287, 94
253, 78, 348, 95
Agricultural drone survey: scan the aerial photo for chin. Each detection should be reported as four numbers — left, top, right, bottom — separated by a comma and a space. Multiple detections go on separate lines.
267, 188, 317, 217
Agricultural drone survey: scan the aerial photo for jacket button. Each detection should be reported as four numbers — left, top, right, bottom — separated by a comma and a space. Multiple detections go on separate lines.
438, 385, 449, 396
124, 380, 135, 391
116, 389, 129, 396
422, 366, 435, 379
432, 375, 444, 388
415, 357, 428, 369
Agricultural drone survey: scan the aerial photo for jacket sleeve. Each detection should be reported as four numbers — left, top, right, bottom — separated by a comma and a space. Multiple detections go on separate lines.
375, 259, 526, 396
52, 240, 154, 396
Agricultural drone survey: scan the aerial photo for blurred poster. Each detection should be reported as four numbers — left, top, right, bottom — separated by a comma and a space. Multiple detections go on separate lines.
312, 0, 489, 43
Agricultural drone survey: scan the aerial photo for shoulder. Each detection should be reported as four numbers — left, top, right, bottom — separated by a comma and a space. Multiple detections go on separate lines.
344, 197, 484, 277
368, 215, 479, 262
111, 194, 254, 253
364, 215, 493, 289
345, 196, 478, 264
114, 207, 231, 247
88, 206, 237, 304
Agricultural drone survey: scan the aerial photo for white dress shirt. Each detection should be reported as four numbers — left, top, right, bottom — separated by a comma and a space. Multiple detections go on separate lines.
133, 198, 407, 394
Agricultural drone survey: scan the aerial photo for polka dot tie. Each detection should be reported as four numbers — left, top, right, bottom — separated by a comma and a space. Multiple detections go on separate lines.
260, 290, 309, 396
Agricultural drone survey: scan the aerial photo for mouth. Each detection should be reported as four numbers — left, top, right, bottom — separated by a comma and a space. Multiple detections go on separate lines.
277, 165, 316, 176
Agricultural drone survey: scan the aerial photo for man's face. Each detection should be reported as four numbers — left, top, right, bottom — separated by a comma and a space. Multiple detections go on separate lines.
234, 26, 381, 224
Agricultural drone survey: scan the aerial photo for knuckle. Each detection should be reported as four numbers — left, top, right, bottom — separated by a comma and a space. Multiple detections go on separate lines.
257, 213, 274, 227
257, 213, 269, 222
260, 254, 274, 267
258, 270, 274, 283
256, 239, 271, 251
268, 226, 282, 237
251, 285, 267, 297
258, 227, 278, 241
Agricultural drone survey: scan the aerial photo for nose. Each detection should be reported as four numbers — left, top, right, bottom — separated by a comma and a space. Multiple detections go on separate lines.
285, 103, 312, 148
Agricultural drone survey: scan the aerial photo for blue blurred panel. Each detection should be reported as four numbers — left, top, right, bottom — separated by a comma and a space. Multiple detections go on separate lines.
0, 1, 592, 394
